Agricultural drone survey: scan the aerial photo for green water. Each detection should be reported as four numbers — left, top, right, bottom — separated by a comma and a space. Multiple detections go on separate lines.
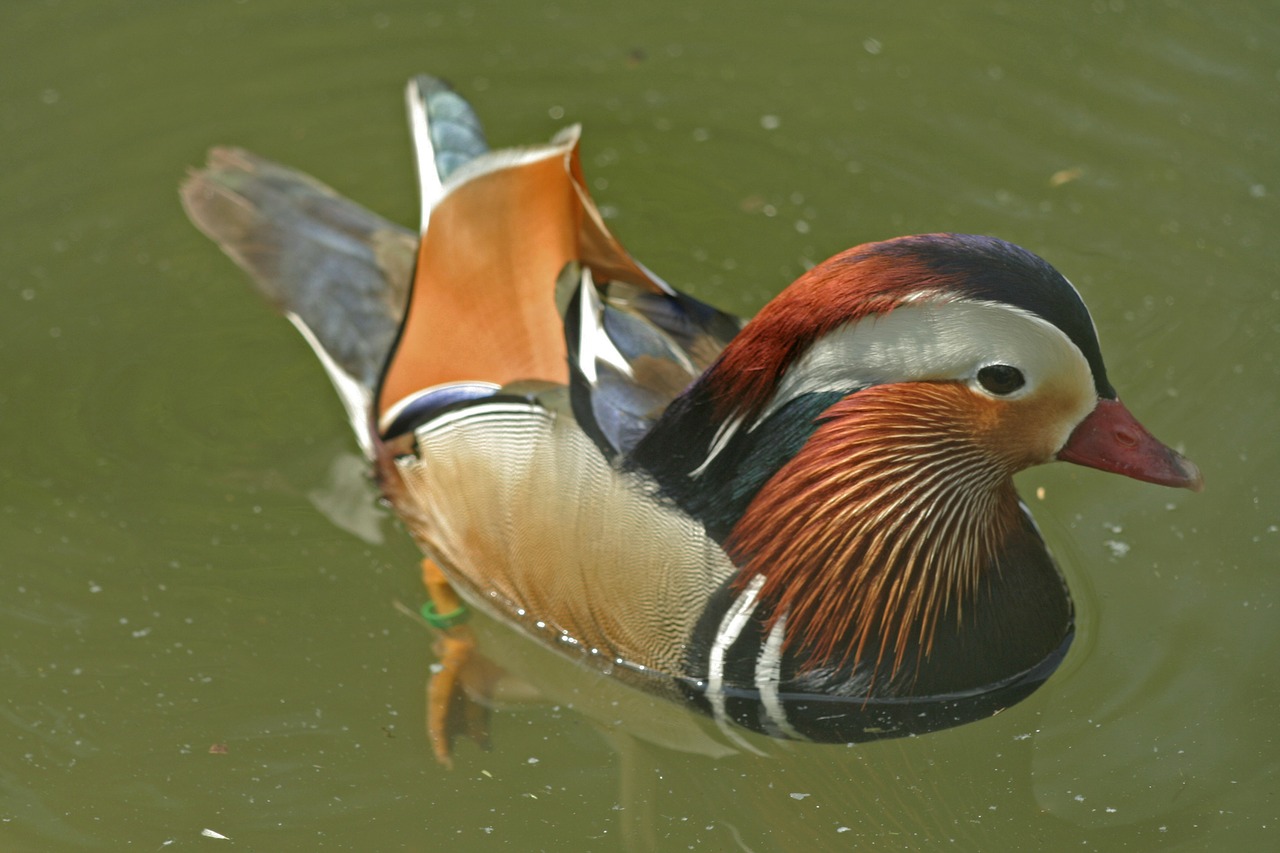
2, 1, 1276, 849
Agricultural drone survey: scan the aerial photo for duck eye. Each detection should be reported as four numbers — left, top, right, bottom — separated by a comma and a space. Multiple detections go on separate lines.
977, 364, 1025, 395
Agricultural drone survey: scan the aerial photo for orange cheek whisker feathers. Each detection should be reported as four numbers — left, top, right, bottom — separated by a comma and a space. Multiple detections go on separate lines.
728, 383, 1021, 676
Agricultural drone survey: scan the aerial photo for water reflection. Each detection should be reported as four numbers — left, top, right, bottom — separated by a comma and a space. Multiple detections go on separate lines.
449, 605, 1214, 850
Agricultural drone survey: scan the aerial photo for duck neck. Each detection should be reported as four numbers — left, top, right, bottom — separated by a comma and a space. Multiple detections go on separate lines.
629, 382, 850, 542
726, 382, 1054, 685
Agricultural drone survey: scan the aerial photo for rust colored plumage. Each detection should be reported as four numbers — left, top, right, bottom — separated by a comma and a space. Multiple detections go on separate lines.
728, 382, 1024, 674
705, 246, 953, 423
378, 155, 576, 413
376, 137, 660, 421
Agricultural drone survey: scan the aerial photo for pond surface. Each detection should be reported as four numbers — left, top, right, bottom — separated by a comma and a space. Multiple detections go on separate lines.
2, 0, 1276, 849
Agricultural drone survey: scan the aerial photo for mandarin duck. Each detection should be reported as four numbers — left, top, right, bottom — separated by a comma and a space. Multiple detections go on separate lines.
182, 75, 1202, 764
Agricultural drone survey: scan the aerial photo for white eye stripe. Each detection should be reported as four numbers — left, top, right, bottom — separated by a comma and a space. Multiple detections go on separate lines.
754, 298, 1091, 420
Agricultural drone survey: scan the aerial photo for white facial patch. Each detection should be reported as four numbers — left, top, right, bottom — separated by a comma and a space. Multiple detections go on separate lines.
756, 298, 1097, 430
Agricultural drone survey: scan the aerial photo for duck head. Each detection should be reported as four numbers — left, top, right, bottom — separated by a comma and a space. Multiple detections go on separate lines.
632, 233, 1201, 685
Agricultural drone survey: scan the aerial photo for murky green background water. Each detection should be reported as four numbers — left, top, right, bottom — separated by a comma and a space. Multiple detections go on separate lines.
2, 0, 1276, 849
